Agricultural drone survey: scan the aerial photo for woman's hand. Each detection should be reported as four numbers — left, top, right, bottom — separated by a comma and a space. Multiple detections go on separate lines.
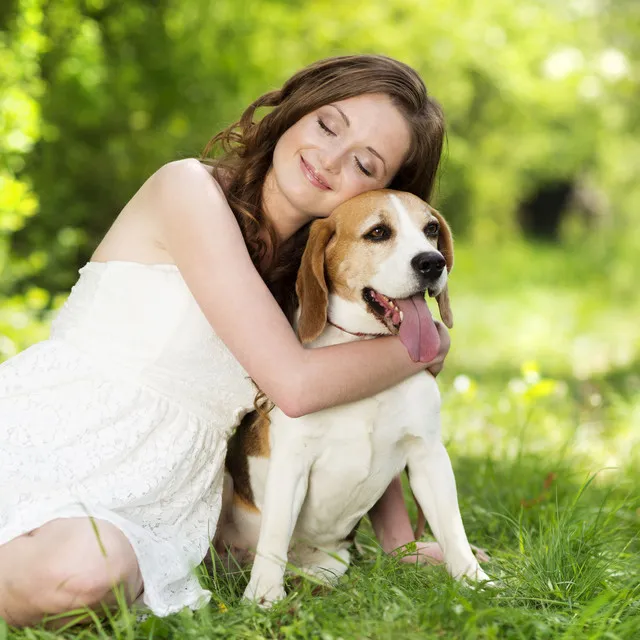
426, 321, 450, 377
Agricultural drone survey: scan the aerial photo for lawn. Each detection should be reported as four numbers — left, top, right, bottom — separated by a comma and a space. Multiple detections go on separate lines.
2, 237, 639, 639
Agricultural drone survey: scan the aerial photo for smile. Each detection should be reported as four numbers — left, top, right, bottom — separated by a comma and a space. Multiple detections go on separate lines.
300, 156, 331, 191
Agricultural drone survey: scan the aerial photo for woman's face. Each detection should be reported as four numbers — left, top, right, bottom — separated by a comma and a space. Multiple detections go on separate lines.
271, 93, 412, 219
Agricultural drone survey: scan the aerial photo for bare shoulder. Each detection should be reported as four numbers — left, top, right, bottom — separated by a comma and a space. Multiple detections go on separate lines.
147, 158, 240, 251
152, 157, 219, 187
148, 158, 225, 207
91, 158, 227, 264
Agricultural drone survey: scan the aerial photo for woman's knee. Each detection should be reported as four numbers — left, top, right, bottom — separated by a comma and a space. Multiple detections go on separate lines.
44, 519, 142, 607
33, 557, 116, 614
0, 518, 142, 623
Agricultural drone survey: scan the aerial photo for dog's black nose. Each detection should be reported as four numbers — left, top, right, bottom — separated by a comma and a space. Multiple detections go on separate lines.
411, 252, 445, 279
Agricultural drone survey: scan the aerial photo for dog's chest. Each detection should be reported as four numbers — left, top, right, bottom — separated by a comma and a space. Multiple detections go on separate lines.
269, 372, 440, 541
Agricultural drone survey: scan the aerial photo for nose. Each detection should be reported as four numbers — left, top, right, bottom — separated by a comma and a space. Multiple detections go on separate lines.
319, 149, 342, 174
411, 252, 445, 280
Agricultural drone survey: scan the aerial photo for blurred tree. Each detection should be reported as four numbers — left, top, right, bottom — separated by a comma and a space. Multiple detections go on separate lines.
0, 0, 51, 357
0, 0, 638, 358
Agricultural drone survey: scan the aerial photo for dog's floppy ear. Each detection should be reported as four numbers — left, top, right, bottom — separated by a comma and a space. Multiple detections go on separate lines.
431, 208, 454, 329
295, 218, 335, 344
431, 207, 454, 272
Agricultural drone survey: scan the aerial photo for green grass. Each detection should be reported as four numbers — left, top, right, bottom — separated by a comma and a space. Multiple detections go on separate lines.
2, 236, 639, 638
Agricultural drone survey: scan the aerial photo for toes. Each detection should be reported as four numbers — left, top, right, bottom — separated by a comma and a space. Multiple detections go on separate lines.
395, 541, 445, 564
470, 544, 491, 563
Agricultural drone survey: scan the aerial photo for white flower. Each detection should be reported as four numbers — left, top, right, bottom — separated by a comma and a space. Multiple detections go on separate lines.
599, 49, 629, 80
453, 374, 472, 394
543, 48, 584, 79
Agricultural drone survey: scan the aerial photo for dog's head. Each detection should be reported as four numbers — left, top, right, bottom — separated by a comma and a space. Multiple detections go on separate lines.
295, 189, 454, 346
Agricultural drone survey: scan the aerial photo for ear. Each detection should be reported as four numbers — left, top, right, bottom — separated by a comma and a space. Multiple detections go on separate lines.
431, 208, 454, 272
435, 285, 453, 329
431, 208, 454, 328
295, 218, 335, 343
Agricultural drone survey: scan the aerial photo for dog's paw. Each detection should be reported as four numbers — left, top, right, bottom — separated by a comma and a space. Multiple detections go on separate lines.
456, 563, 497, 588
451, 561, 491, 583
243, 580, 286, 608
466, 565, 490, 583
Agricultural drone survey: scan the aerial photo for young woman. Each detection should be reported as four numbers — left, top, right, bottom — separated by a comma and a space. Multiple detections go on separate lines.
0, 54, 452, 626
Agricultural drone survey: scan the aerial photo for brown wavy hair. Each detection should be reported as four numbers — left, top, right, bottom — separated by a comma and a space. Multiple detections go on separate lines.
201, 54, 445, 325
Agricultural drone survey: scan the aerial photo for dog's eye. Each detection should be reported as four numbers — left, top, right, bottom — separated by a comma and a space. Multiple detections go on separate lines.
424, 221, 439, 237
365, 225, 392, 242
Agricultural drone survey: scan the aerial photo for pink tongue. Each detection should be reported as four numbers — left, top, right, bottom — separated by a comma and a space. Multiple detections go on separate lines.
397, 294, 440, 363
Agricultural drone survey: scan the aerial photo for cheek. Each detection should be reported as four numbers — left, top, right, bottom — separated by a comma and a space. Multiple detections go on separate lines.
334, 249, 379, 296
272, 135, 291, 170
274, 121, 308, 158
297, 116, 326, 148
340, 169, 378, 198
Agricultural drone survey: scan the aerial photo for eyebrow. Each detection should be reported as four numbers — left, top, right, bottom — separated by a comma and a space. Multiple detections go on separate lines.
328, 103, 388, 176
359, 211, 391, 235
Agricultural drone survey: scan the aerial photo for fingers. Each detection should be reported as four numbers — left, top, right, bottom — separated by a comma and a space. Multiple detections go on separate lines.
434, 321, 451, 356
426, 322, 450, 377
427, 363, 443, 377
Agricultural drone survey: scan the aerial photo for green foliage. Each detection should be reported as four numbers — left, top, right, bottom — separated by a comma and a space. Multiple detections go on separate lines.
2, 2, 638, 252
1, 0, 639, 354
0, 0, 50, 356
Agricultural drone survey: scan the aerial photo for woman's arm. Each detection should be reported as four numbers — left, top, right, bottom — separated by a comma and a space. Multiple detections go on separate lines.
150, 159, 434, 418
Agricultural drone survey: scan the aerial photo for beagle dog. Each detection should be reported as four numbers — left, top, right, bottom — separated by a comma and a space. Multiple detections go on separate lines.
216, 189, 489, 605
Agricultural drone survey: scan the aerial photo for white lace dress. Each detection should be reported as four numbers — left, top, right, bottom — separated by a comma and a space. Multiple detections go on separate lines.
0, 261, 256, 616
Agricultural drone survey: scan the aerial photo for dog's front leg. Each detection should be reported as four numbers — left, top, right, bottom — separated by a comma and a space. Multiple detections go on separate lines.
243, 447, 310, 607
406, 439, 489, 583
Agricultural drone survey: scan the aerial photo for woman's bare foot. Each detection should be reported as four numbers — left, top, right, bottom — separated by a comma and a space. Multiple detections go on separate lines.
392, 540, 490, 564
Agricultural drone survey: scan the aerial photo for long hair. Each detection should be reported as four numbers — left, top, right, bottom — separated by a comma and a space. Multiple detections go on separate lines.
202, 55, 445, 416
201, 54, 445, 323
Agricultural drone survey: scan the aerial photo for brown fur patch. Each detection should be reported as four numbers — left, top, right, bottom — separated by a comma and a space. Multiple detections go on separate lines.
226, 411, 271, 510
296, 218, 336, 344
429, 207, 454, 272
428, 206, 454, 327
233, 491, 261, 514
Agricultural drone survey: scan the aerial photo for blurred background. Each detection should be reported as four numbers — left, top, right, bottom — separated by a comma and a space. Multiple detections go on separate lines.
1, 0, 638, 467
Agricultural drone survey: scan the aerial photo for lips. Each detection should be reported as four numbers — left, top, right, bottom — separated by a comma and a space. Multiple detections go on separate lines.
300, 156, 331, 190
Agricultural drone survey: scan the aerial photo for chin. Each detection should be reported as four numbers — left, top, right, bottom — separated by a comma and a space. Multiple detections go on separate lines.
277, 178, 331, 219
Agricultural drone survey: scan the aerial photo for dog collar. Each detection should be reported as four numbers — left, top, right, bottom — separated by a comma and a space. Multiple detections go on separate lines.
327, 320, 387, 338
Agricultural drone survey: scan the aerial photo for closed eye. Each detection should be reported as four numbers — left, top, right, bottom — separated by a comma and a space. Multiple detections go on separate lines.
355, 157, 373, 177
317, 118, 336, 136
318, 117, 375, 178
